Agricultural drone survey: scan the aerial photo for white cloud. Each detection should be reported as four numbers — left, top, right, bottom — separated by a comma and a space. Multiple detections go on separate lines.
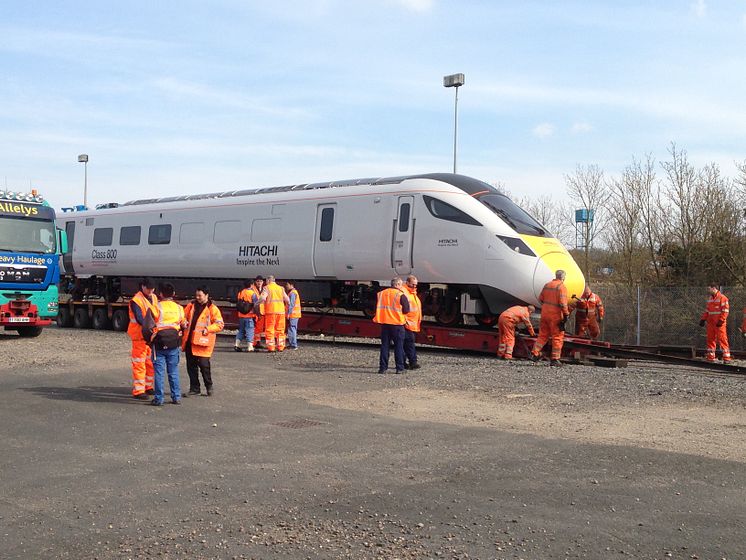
533, 123, 555, 139
691, 0, 706, 18
571, 122, 593, 134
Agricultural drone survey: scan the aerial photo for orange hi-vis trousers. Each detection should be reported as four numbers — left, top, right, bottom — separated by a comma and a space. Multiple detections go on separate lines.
253, 315, 266, 346
130, 337, 154, 396
705, 321, 731, 362
497, 318, 520, 359
532, 315, 565, 361
575, 316, 601, 339
264, 313, 286, 352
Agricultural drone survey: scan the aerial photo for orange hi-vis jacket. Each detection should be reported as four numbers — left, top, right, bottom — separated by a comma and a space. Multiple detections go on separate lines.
499, 306, 535, 335
403, 285, 422, 332
539, 279, 569, 319
373, 288, 406, 325
287, 288, 302, 319
128, 291, 158, 340
701, 290, 729, 325
572, 291, 605, 320
264, 282, 286, 314
237, 287, 258, 319
182, 301, 224, 357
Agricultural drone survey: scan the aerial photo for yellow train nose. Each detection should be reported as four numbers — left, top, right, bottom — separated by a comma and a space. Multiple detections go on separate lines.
520, 235, 586, 302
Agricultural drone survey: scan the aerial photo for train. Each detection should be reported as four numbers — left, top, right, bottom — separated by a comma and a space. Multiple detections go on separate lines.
56, 173, 584, 326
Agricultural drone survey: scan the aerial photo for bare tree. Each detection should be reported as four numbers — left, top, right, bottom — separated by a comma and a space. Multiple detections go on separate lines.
515, 194, 575, 247
565, 164, 609, 278
605, 163, 645, 284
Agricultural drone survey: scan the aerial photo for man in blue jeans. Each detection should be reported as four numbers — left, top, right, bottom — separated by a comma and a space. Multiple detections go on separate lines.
147, 283, 187, 406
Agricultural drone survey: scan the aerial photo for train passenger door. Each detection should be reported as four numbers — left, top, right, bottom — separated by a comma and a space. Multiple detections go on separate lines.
313, 204, 336, 277
392, 196, 414, 275
63, 220, 75, 274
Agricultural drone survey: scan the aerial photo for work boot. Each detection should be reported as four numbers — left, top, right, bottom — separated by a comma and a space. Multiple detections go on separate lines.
529, 354, 539, 363
234, 344, 242, 352
246, 343, 254, 352
550, 359, 563, 367
206, 388, 213, 396
132, 393, 149, 400
409, 363, 421, 369
145, 388, 155, 395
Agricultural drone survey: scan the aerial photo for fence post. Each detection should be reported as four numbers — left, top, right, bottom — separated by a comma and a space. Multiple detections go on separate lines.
636, 285, 641, 346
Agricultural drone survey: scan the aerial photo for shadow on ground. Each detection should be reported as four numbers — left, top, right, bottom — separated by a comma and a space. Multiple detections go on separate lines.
21, 385, 136, 404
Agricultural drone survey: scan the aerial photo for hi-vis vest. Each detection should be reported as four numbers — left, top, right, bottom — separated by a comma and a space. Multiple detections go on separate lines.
701, 291, 729, 324
404, 286, 421, 332
373, 288, 406, 325
237, 287, 257, 318
539, 279, 569, 317
156, 300, 184, 331
265, 282, 285, 314
127, 291, 158, 339
288, 288, 302, 319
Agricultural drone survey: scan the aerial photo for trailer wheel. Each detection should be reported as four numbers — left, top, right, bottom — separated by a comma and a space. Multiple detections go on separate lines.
57, 307, 73, 328
92, 308, 111, 330
111, 309, 128, 332
17, 326, 43, 338
73, 307, 91, 329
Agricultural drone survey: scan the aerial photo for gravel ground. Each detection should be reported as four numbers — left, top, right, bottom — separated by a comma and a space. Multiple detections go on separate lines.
2, 326, 745, 559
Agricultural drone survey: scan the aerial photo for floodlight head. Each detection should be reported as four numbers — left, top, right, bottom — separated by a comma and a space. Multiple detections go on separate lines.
443, 73, 465, 88
78, 154, 89, 163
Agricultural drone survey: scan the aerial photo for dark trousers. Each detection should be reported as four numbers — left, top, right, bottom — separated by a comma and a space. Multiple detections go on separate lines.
379, 324, 405, 372
186, 345, 212, 391
403, 329, 417, 365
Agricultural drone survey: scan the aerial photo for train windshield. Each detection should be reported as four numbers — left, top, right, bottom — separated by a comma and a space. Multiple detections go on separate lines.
477, 194, 549, 237
0, 216, 57, 253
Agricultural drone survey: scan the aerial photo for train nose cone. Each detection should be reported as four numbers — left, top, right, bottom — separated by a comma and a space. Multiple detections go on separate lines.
533, 251, 585, 302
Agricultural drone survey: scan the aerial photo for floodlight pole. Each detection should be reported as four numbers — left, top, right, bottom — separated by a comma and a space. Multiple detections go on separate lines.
443, 73, 465, 174
78, 154, 89, 207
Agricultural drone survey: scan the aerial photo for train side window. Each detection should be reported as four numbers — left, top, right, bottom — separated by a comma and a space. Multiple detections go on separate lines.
398, 203, 410, 232
422, 195, 481, 226
148, 224, 172, 245
119, 226, 141, 246
214, 220, 241, 243
179, 222, 204, 245
319, 207, 334, 241
93, 227, 113, 246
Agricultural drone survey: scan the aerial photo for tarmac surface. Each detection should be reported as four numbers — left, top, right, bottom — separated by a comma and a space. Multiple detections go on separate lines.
1, 328, 745, 559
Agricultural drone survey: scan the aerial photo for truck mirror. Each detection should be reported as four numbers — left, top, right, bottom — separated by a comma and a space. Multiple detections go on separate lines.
58, 229, 69, 253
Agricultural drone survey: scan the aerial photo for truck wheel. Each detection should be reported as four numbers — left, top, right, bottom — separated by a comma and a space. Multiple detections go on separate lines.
73, 308, 91, 329
92, 308, 111, 330
17, 326, 43, 338
57, 307, 74, 328
111, 309, 129, 332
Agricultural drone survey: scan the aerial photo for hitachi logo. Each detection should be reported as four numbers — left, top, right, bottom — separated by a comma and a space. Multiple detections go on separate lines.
238, 245, 278, 257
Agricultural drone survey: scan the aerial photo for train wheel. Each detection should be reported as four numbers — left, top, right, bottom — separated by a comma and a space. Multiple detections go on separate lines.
475, 314, 498, 327
434, 297, 461, 326
57, 307, 73, 328
73, 308, 91, 329
17, 326, 43, 338
111, 309, 129, 332
92, 308, 111, 330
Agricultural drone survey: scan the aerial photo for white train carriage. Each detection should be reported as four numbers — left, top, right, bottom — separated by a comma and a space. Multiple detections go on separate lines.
57, 173, 584, 325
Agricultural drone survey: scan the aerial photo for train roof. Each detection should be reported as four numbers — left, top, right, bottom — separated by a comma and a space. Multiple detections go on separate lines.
118, 173, 502, 208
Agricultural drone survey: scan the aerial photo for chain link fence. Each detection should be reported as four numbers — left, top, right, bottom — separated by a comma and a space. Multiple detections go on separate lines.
579, 285, 746, 351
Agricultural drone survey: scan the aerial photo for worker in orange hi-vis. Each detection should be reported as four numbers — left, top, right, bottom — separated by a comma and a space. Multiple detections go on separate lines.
127, 278, 159, 399
741, 307, 746, 339
699, 283, 731, 363
570, 285, 605, 340
260, 275, 290, 352
530, 270, 570, 367
497, 305, 536, 360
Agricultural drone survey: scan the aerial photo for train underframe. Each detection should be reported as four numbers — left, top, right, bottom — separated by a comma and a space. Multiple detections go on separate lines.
60, 275, 525, 327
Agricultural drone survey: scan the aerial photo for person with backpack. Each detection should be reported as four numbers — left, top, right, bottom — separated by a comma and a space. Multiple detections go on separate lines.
235, 279, 260, 352
146, 283, 187, 406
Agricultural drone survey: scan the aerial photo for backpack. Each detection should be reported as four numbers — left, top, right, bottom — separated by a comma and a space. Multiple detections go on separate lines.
236, 298, 252, 314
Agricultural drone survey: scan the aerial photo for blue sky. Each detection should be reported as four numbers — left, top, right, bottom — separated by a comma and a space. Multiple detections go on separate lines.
1, 0, 745, 209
